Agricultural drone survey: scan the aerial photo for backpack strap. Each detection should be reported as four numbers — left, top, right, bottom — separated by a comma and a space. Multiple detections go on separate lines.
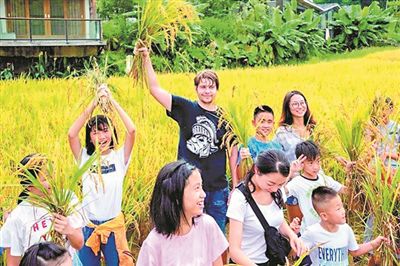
236, 183, 271, 232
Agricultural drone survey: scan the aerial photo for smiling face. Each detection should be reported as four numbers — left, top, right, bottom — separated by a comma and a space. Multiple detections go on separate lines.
182, 170, 206, 220
89, 123, 113, 153
195, 78, 217, 105
289, 94, 308, 118
253, 111, 275, 138
254, 169, 287, 193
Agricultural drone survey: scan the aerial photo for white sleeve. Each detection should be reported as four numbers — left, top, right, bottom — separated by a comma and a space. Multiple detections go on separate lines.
285, 178, 299, 198
226, 190, 247, 223
78, 148, 89, 166
67, 193, 87, 229
300, 227, 314, 249
325, 175, 343, 192
279, 187, 287, 202
346, 225, 359, 251
0, 215, 24, 256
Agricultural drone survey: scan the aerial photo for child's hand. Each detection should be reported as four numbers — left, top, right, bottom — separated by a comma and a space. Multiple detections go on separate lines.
290, 154, 306, 173
371, 236, 389, 249
290, 217, 301, 234
239, 147, 251, 160
97, 84, 111, 98
344, 161, 356, 173
134, 46, 149, 58
53, 214, 73, 236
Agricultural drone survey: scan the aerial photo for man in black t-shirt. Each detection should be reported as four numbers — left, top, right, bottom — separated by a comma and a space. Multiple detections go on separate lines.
138, 47, 238, 233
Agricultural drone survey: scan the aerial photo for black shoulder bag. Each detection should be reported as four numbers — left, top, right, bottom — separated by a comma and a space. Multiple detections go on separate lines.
237, 183, 291, 266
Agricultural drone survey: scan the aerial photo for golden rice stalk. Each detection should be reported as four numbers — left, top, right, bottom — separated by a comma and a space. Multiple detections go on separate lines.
19, 153, 98, 247
129, 0, 199, 89
360, 158, 399, 266
334, 110, 370, 213
85, 60, 114, 115
218, 101, 253, 182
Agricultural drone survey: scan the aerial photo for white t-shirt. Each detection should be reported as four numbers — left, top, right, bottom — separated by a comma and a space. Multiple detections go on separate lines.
80, 147, 130, 221
136, 214, 228, 266
285, 173, 342, 232
0, 200, 85, 257
226, 189, 285, 264
301, 223, 359, 266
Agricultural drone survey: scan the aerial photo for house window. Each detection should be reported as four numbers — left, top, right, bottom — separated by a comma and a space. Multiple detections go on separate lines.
68, 0, 84, 36
29, 0, 45, 35
50, 0, 65, 35
6, 0, 27, 36
5, 0, 88, 38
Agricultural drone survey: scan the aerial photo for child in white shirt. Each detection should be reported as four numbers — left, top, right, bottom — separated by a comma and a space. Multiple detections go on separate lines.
284, 140, 346, 233
301, 186, 388, 265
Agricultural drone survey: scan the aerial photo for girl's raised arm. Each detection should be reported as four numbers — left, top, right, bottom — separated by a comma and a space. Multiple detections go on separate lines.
110, 97, 136, 165
68, 100, 97, 161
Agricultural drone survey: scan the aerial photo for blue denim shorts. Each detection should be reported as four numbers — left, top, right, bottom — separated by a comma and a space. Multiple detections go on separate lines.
204, 186, 229, 233
78, 219, 119, 266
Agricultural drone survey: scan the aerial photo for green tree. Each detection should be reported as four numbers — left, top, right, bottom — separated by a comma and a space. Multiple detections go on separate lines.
97, 0, 135, 19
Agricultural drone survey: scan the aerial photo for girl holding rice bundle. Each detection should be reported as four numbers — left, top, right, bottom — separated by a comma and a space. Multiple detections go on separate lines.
68, 85, 136, 266
0, 154, 85, 266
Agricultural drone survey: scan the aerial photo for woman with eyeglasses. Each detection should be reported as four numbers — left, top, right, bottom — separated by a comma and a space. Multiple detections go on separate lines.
274, 90, 316, 163
273, 91, 316, 230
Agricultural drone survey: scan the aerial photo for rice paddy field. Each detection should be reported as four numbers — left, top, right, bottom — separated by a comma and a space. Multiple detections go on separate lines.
1, 47, 399, 265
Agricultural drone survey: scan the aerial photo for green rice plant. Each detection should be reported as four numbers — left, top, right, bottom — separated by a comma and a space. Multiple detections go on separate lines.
334, 109, 370, 214
335, 113, 367, 163
18, 153, 98, 246
360, 158, 399, 266
129, 0, 199, 89
218, 100, 253, 182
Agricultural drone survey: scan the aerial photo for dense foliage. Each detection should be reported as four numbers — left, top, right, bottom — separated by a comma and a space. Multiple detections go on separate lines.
94, 0, 400, 76
1, 0, 400, 79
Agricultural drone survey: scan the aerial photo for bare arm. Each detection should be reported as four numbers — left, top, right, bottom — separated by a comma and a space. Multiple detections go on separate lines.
67, 227, 84, 250
279, 220, 307, 257
138, 47, 172, 111
236, 147, 252, 182
110, 98, 136, 164
228, 219, 257, 266
349, 236, 388, 257
68, 100, 97, 161
229, 145, 239, 188
6, 249, 21, 266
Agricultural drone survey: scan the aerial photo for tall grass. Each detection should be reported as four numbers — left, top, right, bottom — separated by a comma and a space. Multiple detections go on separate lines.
1, 48, 400, 263
334, 110, 370, 214
361, 158, 399, 265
